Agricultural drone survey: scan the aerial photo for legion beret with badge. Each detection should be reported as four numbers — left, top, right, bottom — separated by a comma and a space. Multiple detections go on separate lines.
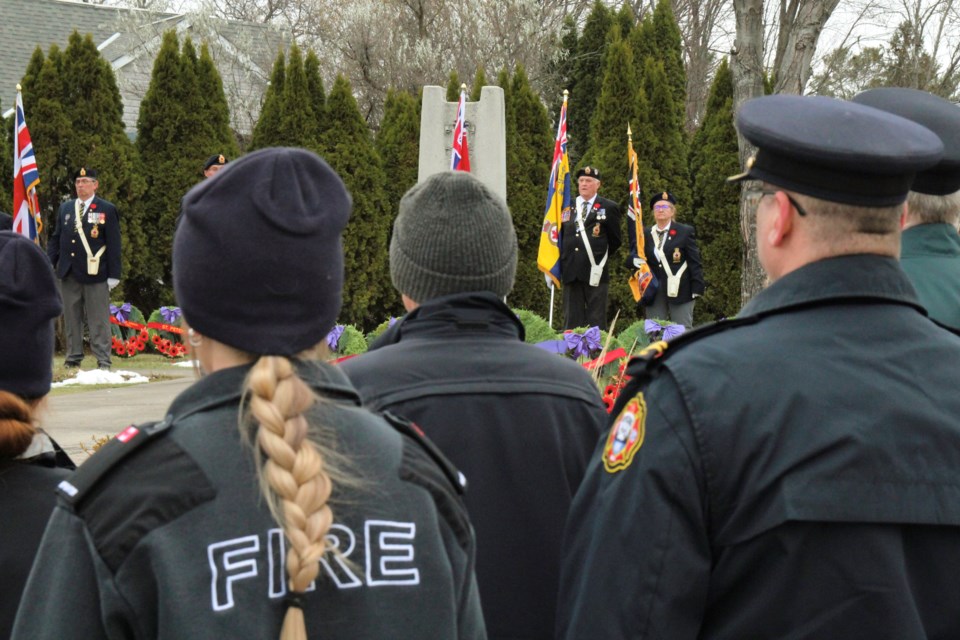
728, 95, 943, 206
575, 166, 602, 181
649, 191, 677, 209
174, 147, 351, 356
75, 167, 98, 180
203, 154, 229, 172
852, 88, 960, 195
0, 231, 63, 399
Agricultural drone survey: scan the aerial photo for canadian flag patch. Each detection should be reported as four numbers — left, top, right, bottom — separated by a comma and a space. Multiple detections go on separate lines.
116, 426, 139, 443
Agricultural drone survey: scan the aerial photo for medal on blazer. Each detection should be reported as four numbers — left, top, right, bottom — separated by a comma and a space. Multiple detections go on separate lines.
603, 395, 647, 473
673, 247, 682, 263
91, 225, 99, 239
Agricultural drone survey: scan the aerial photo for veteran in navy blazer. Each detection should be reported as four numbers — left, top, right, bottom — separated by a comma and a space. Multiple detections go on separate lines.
560, 166, 622, 330
630, 191, 704, 328
47, 167, 121, 370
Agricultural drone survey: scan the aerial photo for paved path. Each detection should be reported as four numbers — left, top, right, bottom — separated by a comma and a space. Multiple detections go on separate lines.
45, 369, 194, 464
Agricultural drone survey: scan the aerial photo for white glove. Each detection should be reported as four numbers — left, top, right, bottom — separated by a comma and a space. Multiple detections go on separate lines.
108, 278, 120, 290
633, 258, 642, 268
692, 293, 701, 299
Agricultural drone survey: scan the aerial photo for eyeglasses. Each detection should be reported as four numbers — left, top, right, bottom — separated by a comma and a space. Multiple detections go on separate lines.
653, 204, 672, 211
754, 189, 808, 217
75, 178, 96, 185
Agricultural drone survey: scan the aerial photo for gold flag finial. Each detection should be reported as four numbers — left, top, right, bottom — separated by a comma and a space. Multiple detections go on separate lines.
16, 83, 22, 92
460, 83, 467, 91
627, 123, 633, 138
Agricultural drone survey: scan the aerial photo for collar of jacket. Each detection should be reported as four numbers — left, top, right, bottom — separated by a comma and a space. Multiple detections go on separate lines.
164, 358, 362, 423
901, 223, 960, 257
739, 254, 925, 318
369, 291, 524, 352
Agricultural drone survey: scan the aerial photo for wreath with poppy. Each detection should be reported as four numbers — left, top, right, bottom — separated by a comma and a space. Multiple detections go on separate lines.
109, 302, 148, 358
146, 306, 187, 358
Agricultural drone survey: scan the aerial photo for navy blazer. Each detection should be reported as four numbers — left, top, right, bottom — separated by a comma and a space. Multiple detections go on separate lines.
631, 221, 705, 304
560, 195, 622, 284
47, 196, 121, 284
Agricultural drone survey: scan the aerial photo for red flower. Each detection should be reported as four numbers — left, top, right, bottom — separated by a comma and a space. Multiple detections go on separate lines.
669, 229, 677, 236
90, 204, 97, 210
117, 345, 126, 355
139, 329, 149, 340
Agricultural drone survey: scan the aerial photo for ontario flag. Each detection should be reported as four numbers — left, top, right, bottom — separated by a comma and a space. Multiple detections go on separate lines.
537, 93, 571, 288
13, 88, 42, 243
627, 124, 656, 303
450, 85, 471, 171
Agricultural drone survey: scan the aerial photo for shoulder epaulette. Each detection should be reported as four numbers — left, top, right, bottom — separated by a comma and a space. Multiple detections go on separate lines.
57, 418, 171, 505
381, 411, 466, 496
612, 315, 760, 417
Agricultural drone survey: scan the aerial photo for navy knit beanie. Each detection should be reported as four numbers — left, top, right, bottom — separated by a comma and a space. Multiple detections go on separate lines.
391, 171, 518, 302
0, 232, 63, 399
173, 148, 351, 355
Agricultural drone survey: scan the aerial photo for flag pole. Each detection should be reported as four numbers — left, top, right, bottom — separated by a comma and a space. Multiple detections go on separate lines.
549, 282, 555, 328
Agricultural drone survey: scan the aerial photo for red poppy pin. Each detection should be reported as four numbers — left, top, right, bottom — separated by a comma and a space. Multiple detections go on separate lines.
593, 202, 601, 209
90, 204, 97, 210
669, 229, 677, 236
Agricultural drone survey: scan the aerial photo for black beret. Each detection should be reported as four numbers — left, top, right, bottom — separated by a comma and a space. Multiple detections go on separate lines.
575, 166, 602, 181
852, 88, 960, 195
203, 154, 229, 171
174, 147, 351, 356
729, 95, 943, 206
75, 167, 97, 180
0, 232, 63, 399
649, 191, 677, 209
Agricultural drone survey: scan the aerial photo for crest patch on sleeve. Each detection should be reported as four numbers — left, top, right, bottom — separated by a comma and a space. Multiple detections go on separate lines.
602, 395, 647, 473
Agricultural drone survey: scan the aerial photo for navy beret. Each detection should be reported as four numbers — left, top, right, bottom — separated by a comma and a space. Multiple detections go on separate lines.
575, 166, 602, 181
729, 95, 943, 206
174, 147, 352, 356
75, 167, 97, 180
0, 232, 62, 399
650, 191, 677, 209
852, 88, 960, 195
203, 154, 229, 171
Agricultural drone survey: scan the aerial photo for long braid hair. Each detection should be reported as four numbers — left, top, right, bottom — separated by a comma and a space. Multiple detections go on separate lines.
0, 390, 40, 460
243, 354, 334, 640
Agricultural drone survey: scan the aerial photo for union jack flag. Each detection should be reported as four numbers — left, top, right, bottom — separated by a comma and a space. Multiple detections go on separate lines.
13, 88, 42, 242
450, 86, 471, 172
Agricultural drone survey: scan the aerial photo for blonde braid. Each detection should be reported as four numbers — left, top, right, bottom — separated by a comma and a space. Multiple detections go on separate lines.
246, 356, 334, 640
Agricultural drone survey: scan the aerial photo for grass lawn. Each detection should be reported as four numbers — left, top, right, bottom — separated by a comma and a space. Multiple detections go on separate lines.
50, 353, 189, 395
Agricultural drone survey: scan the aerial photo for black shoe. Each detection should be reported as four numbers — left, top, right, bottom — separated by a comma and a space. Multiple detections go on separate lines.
98, 365, 111, 372
64, 361, 81, 369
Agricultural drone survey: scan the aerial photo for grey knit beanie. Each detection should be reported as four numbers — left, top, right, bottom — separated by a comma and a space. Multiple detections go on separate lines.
391, 171, 517, 302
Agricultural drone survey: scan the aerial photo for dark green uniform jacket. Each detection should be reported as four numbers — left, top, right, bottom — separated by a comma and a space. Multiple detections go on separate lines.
559, 254, 960, 639
12, 362, 485, 639
900, 222, 960, 329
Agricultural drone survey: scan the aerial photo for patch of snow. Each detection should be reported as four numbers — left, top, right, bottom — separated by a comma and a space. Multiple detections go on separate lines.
53, 369, 150, 388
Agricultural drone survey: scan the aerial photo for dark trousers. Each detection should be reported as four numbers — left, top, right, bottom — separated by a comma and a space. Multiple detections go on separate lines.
60, 276, 112, 368
562, 281, 608, 331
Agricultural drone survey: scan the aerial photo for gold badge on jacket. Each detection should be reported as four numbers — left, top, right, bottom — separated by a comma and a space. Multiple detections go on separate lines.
592, 223, 601, 237
672, 247, 681, 263
91, 225, 99, 239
